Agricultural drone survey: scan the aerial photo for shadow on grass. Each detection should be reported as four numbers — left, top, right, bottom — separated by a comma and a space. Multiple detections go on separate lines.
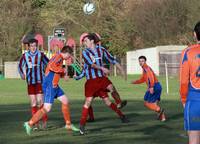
0, 100, 187, 144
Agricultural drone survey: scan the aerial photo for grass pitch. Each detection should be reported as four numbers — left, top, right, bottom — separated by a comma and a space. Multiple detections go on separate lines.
0, 75, 187, 144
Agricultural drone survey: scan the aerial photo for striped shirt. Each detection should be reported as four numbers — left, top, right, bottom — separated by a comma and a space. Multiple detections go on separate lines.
18, 50, 49, 84
82, 45, 117, 80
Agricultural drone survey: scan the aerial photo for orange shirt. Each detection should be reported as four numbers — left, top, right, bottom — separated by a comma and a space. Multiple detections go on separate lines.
134, 63, 158, 88
45, 53, 65, 87
180, 44, 200, 104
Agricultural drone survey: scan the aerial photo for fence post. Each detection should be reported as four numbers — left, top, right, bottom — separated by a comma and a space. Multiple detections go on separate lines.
165, 61, 169, 94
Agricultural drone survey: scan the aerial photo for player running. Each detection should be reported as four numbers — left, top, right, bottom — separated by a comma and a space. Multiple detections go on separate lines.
180, 21, 200, 144
23, 46, 79, 135
132, 56, 166, 122
18, 38, 48, 129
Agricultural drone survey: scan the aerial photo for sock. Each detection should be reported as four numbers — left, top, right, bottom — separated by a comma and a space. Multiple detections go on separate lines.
88, 106, 94, 120
40, 104, 48, 123
62, 104, 71, 125
28, 108, 47, 127
111, 91, 122, 105
80, 106, 89, 126
109, 103, 124, 117
31, 106, 38, 116
144, 102, 161, 113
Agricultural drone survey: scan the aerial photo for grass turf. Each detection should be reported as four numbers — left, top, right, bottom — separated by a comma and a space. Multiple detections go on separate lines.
0, 75, 187, 144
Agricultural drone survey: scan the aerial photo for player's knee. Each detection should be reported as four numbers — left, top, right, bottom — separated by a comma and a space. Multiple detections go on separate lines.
103, 98, 111, 106
84, 99, 92, 108
43, 106, 51, 113
30, 99, 37, 107
107, 84, 114, 92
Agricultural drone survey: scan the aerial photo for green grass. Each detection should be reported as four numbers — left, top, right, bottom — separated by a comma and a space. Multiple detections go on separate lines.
0, 75, 187, 144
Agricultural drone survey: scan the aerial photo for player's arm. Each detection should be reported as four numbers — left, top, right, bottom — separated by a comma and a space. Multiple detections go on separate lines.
146, 67, 155, 88
132, 72, 145, 84
18, 54, 26, 80
102, 48, 125, 77
82, 50, 109, 74
74, 69, 85, 80
41, 52, 49, 67
179, 49, 190, 106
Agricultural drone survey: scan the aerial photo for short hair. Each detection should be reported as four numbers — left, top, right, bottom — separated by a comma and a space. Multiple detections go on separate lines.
138, 56, 147, 61
61, 45, 73, 54
83, 33, 100, 44
28, 38, 38, 46
194, 21, 200, 41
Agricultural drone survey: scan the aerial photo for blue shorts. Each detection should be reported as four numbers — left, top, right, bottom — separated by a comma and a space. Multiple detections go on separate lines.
144, 82, 162, 103
184, 91, 200, 130
43, 85, 65, 104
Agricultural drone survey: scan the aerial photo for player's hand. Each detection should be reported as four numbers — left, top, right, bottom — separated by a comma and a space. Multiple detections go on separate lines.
149, 87, 154, 94
73, 75, 78, 80
64, 75, 69, 81
101, 67, 110, 75
21, 74, 25, 80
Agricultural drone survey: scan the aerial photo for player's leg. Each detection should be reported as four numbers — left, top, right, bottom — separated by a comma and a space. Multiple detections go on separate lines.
188, 131, 200, 144
79, 96, 94, 135
100, 92, 129, 123
24, 84, 54, 135
24, 103, 52, 135
36, 83, 48, 128
184, 100, 200, 144
106, 84, 127, 109
143, 84, 166, 121
87, 106, 95, 122
56, 87, 79, 132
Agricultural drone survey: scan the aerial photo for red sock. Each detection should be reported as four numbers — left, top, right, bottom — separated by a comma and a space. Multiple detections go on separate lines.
80, 106, 89, 126
88, 106, 94, 120
40, 104, 48, 123
111, 91, 122, 105
31, 106, 38, 116
109, 103, 124, 117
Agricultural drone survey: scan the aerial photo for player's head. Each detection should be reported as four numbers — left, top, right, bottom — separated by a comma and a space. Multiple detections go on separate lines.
61, 45, 73, 60
194, 21, 200, 41
138, 56, 147, 67
82, 33, 100, 48
28, 39, 38, 53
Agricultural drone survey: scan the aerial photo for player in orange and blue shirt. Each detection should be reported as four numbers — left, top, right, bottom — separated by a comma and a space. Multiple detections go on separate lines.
180, 21, 200, 144
23, 46, 79, 135
132, 56, 166, 121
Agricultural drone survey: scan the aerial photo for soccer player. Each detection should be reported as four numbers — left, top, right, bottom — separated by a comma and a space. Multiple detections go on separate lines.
79, 33, 129, 135
132, 56, 166, 121
18, 38, 48, 129
80, 33, 127, 109
180, 21, 200, 144
23, 46, 79, 135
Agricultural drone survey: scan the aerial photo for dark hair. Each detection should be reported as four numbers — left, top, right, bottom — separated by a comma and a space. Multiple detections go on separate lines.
61, 45, 73, 54
83, 33, 100, 44
194, 21, 200, 41
138, 55, 147, 61
28, 38, 38, 46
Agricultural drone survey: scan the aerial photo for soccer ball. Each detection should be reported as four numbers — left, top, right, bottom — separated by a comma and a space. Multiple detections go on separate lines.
83, 2, 95, 15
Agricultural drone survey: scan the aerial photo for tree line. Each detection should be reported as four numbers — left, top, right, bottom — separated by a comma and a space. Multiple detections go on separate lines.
0, 0, 200, 61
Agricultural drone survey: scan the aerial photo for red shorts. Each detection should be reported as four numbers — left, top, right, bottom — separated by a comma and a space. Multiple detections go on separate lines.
94, 90, 109, 99
27, 83, 43, 95
85, 76, 112, 98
